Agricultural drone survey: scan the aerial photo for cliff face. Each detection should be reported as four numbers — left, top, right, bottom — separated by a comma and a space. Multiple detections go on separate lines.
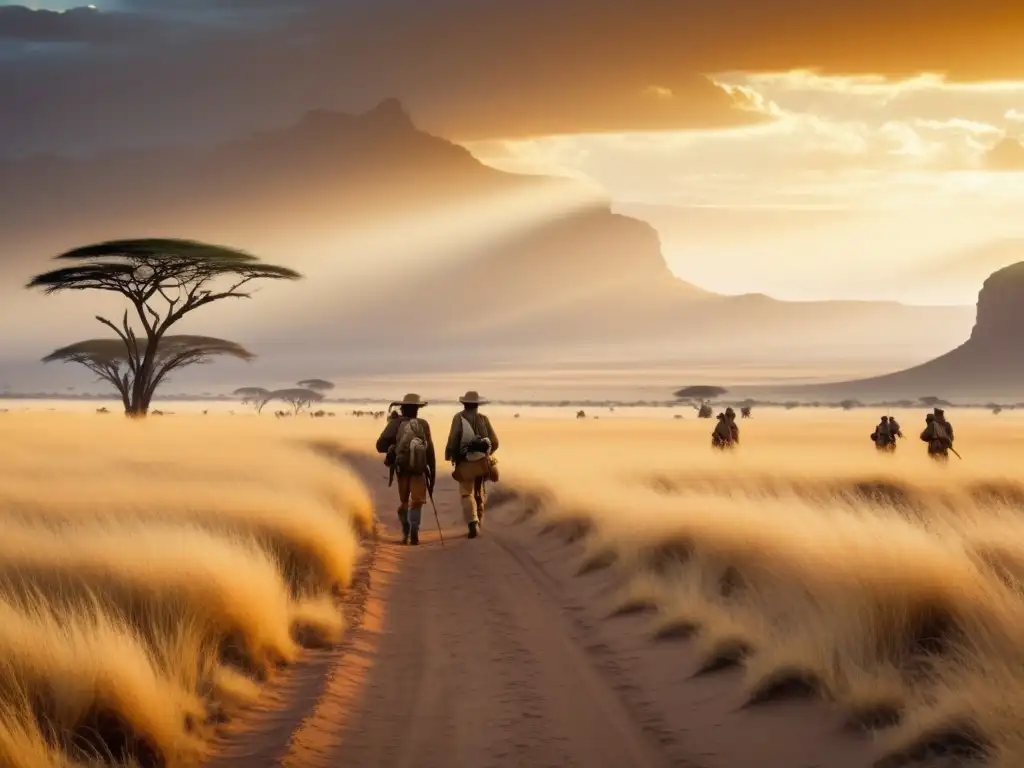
969, 262, 1024, 347
775, 261, 1024, 400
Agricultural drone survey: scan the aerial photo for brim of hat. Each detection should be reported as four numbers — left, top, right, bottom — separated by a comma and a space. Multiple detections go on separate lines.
460, 397, 489, 404
391, 400, 428, 407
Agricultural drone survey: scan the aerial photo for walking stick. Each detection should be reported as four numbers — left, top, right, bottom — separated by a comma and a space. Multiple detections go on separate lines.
427, 471, 445, 546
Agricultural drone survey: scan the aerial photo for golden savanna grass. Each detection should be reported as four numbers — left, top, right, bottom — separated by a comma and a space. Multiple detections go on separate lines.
468, 409, 1024, 768
0, 412, 373, 768
306, 405, 1024, 768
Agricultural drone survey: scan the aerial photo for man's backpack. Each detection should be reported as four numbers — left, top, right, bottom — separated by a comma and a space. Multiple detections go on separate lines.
458, 416, 491, 462
395, 418, 428, 475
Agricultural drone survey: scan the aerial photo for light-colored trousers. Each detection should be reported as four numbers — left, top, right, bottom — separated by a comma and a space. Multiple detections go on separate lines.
453, 458, 489, 524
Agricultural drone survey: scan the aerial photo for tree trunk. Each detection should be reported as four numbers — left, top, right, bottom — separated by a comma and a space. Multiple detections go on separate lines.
131, 329, 161, 414
124, 388, 148, 418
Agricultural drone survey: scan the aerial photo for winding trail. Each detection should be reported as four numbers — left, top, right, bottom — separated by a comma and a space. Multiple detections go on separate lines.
209, 452, 878, 768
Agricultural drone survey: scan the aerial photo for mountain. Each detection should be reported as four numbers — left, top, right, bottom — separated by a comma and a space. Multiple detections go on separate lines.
0, 99, 975, 379
754, 263, 1024, 400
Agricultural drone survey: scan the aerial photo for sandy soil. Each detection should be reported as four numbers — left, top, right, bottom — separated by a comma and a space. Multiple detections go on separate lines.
207, 453, 880, 768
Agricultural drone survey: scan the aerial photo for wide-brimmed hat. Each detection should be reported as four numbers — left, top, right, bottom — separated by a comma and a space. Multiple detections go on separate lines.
391, 393, 427, 407
459, 390, 489, 405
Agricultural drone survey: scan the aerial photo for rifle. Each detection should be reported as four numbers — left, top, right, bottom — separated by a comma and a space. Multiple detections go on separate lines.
385, 447, 396, 486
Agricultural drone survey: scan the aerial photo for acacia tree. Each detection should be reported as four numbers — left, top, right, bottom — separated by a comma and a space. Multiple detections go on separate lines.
265, 387, 324, 415
234, 386, 272, 414
45, 337, 254, 414
297, 378, 334, 393
26, 239, 301, 417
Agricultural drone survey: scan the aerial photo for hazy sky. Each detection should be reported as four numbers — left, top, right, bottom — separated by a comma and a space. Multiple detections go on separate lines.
467, 71, 1024, 303
1, 0, 1023, 308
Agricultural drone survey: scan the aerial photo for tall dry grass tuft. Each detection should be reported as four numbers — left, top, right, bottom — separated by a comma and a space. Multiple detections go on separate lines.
0, 413, 374, 767
488, 409, 1024, 766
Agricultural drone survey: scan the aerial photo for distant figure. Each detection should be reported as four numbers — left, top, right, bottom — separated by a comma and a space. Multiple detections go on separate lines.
376, 393, 436, 545
889, 416, 903, 440
697, 402, 713, 419
920, 412, 951, 461
711, 413, 734, 450
445, 391, 499, 540
725, 407, 739, 444
871, 415, 897, 451
576, 410, 586, 419
740, 406, 752, 418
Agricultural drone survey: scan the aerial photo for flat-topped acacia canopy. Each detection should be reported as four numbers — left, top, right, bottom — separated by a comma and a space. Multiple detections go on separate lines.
44, 336, 254, 413
674, 385, 728, 399
297, 379, 335, 392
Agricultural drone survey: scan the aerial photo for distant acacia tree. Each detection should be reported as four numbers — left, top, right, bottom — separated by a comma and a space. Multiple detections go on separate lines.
297, 379, 334, 393
265, 387, 324, 415
674, 385, 728, 400
234, 386, 272, 414
26, 239, 301, 417
839, 399, 863, 411
44, 337, 253, 414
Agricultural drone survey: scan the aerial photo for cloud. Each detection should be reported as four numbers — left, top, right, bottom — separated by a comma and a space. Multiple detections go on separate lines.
1, 0, 1023, 155
465, 70, 1024, 213
0, 4, 165, 44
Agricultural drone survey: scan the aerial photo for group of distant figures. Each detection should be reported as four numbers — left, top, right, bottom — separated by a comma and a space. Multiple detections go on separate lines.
705, 405, 958, 460
870, 407, 958, 460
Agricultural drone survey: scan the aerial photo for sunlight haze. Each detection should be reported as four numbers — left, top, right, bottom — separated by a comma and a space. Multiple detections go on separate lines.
466, 71, 1024, 303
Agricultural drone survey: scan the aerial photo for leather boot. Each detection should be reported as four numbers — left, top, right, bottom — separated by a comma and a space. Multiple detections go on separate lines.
468, 521, 478, 539
398, 508, 410, 545
410, 526, 420, 545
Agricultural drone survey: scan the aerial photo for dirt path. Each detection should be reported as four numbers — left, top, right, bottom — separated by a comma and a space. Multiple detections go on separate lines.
210, 452, 878, 768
